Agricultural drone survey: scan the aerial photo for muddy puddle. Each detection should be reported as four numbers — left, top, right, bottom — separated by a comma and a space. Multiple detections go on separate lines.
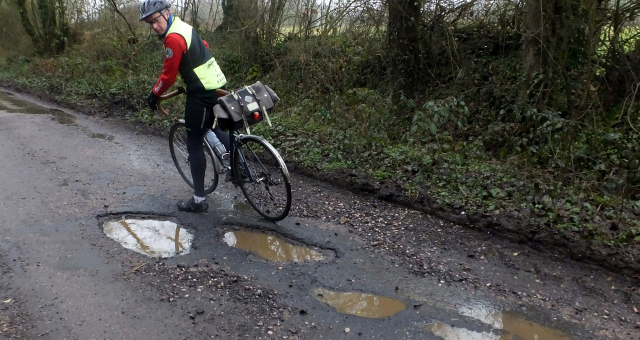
442, 301, 575, 339
223, 230, 324, 262
103, 218, 192, 258
390, 276, 577, 339
88, 133, 115, 141
204, 191, 254, 215
427, 310, 575, 339
232, 202, 254, 213
419, 295, 575, 339
312, 287, 406, 318
0, 91, 76, 124
0, 91, 114, 139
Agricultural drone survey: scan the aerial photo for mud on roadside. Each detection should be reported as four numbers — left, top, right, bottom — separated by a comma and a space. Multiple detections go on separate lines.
287, 175, 640, 340
292, 166, 640, 284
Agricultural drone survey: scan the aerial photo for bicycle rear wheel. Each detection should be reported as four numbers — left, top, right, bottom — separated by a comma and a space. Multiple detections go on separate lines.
169, 122, 219, 194
233, 135, 292, 221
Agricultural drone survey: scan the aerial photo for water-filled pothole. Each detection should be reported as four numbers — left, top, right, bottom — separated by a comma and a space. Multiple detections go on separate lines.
0, 92, 46, 113
312, 287, 406, 318
0, 92, 116, 132
232, 202, 254, 213
223, 230, 324, 262
103, 219, 192, 258
401, 281, 575, 339
427, 311, 575, 340
0, 98, 21, 110
0, 92, 74, 123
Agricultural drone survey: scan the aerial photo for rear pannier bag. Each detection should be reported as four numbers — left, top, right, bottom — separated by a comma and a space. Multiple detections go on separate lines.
214, 81, 279, 133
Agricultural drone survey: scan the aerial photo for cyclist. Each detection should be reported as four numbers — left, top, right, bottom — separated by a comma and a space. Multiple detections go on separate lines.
141, 0, 230, 213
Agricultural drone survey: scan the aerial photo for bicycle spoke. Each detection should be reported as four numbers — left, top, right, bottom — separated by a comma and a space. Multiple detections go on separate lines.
169, 122, 219, 194
175, 134, 189, 160
235, 137, 291, 221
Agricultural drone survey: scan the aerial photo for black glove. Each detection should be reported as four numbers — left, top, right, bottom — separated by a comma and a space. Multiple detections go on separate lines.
147, 91, 158, 111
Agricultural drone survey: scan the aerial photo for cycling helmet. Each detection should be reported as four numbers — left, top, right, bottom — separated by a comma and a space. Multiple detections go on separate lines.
140, 0, 170, 21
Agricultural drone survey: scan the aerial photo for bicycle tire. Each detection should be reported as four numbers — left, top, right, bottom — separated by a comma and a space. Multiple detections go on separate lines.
233, 135, 292, 221
169, 122, 219, 194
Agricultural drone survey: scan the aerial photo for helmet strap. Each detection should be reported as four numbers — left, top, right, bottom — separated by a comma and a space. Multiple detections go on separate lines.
159, 12, 173, 39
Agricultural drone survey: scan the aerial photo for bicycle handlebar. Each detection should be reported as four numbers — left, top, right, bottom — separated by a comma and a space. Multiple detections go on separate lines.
156, 86, 230, 116
156, 86, 185, 116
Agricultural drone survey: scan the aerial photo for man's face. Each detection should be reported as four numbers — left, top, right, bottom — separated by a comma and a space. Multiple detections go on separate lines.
145, 11, 168, 35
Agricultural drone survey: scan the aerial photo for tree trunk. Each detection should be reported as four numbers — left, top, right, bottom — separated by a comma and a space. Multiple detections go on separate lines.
387, 0, 421, 119
216, 0, 235, 31
521, 0, 589, 112
266, 0, 286, 43
190, 0, 200, 31
522, 0, 545, 83
15, 0, 39, 44
37, 0, 60, 53
15, 0, 70, 55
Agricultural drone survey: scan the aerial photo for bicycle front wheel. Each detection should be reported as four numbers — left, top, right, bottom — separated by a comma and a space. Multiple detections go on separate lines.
169, 122, 219, 194
234, 136, 292, 221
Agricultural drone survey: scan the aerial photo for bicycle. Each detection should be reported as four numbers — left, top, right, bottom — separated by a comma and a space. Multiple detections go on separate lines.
157, 87, 292, 221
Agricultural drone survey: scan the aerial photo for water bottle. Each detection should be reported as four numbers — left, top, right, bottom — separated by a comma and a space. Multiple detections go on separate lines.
205, 130, 228, 167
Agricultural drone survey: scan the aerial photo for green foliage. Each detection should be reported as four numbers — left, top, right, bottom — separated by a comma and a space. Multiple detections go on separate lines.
404, 97, 470, 144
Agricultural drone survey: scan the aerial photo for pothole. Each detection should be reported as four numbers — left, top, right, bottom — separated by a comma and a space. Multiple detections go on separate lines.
88, 132, 115, 141
0, 98, 21, 110
49, 110, 76, 126
103, 218, 193, 258
232, 202, 254, 213
223, 230, 325, 262
0, 92, 105, 130
312, 287, 406, 318
427, 311, 575, 340
0, 92, 73, 122
0, 92, 48, 113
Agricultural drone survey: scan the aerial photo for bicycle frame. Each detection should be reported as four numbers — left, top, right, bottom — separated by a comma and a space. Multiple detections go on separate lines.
160, 86, 292, 220
226, 133, 256, 185
159, 87, 291, 190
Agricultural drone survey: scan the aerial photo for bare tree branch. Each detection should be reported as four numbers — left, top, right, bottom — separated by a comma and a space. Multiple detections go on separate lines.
105, 0, 137, 39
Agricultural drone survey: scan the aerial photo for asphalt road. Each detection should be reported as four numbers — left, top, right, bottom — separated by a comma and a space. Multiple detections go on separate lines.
0, 89, 597, 339
0, 89, 205, 339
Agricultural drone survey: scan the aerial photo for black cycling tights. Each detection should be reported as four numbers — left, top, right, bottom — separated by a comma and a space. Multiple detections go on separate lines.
186, 125, 230, 197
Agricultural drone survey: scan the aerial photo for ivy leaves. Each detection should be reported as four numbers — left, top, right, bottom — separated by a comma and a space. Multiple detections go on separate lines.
404, 97, 470, 144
